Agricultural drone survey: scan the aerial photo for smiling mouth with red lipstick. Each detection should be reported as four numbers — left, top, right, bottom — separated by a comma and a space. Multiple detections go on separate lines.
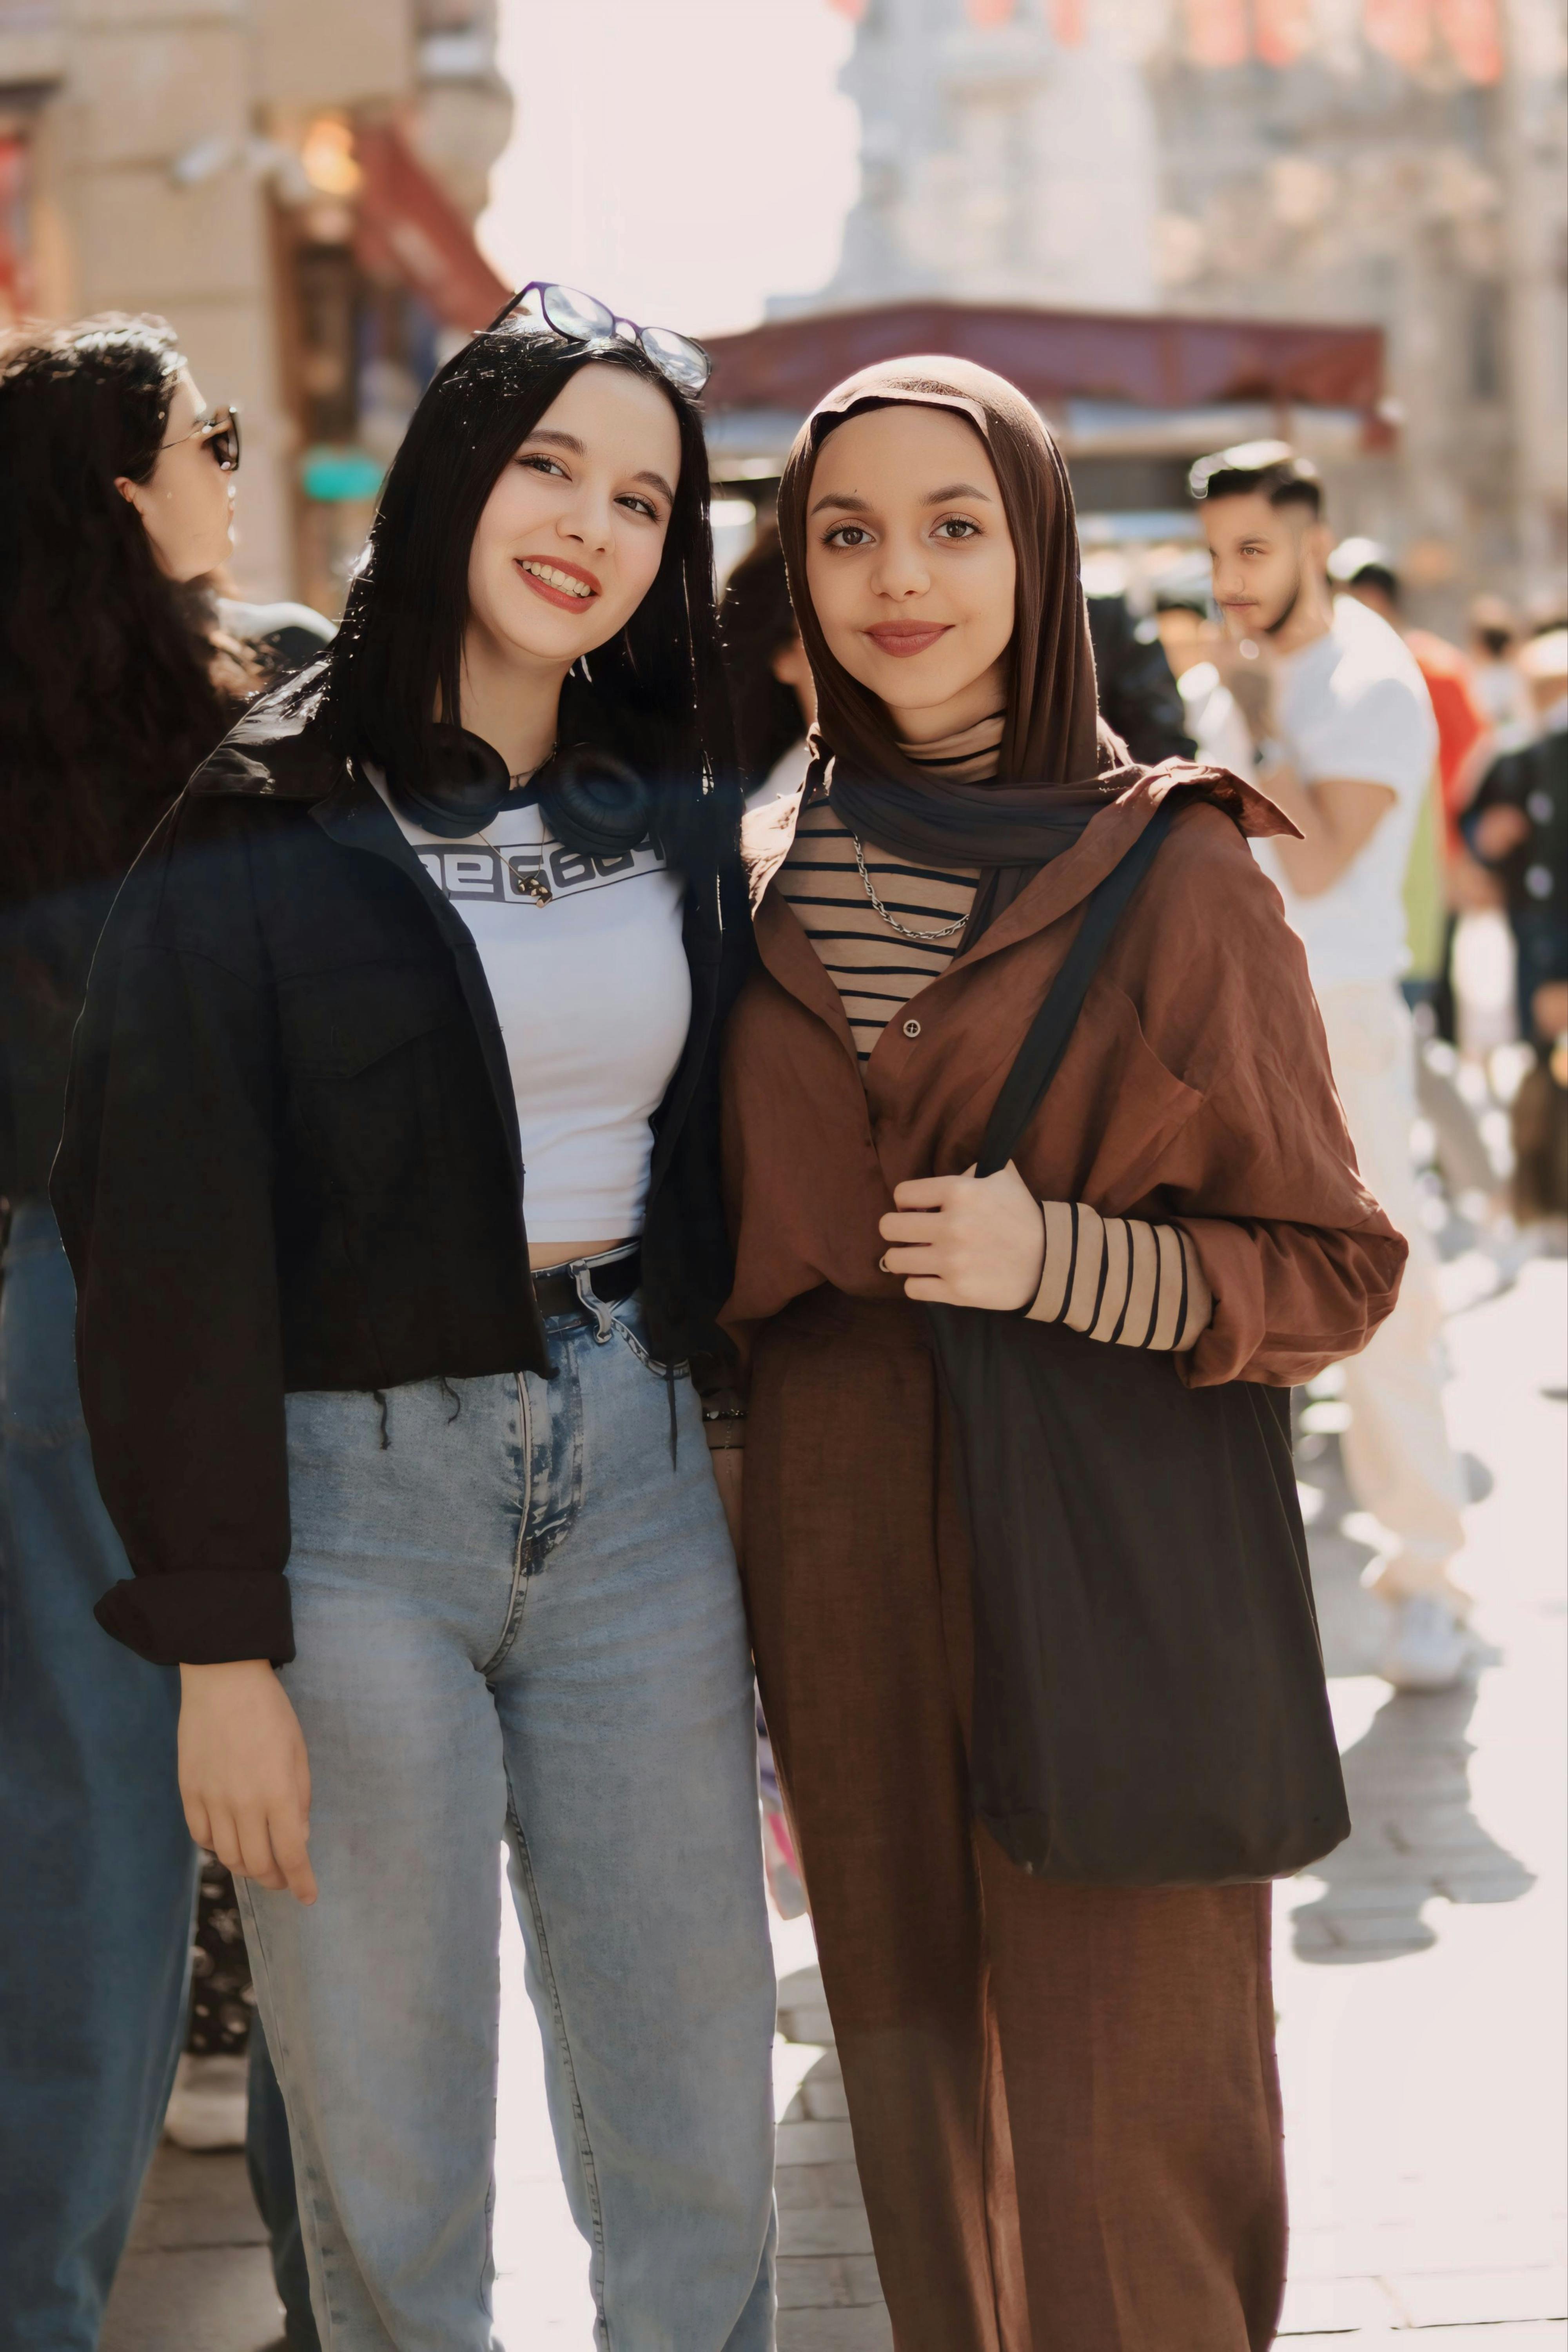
864, 619, 953, 659
514, 554, 603, 612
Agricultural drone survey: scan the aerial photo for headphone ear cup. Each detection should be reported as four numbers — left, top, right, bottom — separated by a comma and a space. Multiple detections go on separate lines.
541, 746, 653, 858
385, 726, 514, 840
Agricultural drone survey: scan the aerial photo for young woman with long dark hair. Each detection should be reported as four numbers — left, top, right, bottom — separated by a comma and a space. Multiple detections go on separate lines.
719, 359, 1408, 2350
720, 519, 816, 799
0, 312, 330, 2347
53, 291, 775, 2350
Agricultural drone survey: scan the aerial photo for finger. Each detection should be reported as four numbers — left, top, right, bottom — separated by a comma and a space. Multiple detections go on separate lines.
879, 1211, 949, 1244
882, 1245, 942, 1274
270, 1813, 319, 1907
182, 1793, 213, 1851
235, 1806, 286, 1887
901, 1276, 956, 1302
891, 1175, 970, 1210
205, 1807, 246, 1879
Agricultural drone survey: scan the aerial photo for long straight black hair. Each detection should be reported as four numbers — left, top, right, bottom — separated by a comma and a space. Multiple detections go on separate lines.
317, 329, 737, 872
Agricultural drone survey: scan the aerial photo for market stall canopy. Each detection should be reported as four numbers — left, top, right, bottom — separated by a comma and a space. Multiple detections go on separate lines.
701, 302, 1385, 423
352, 121, 510, 336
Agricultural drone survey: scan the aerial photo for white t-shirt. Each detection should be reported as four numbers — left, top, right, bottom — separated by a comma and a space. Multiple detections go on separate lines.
372, 774, 690, 1241
1252, 597, 1437, 991
1178, 661, 1256, 783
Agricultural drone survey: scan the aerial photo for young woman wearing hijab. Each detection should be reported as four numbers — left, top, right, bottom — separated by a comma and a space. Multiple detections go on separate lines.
720, 361, 1407, 2351
53, 294, 775, 2350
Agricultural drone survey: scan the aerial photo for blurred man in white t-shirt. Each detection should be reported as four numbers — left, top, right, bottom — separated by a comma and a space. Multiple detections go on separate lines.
1191, 442, 1470, 1692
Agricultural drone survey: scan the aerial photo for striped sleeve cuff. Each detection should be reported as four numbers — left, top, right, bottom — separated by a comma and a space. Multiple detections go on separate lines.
1025, 1201, 1212, 1352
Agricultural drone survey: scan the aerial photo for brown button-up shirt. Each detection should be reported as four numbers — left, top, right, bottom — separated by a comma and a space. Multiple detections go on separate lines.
720, 768, 1406, 1388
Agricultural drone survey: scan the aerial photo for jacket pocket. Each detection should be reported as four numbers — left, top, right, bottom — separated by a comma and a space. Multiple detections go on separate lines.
278, 960, 465, 1077
1023, 979, 1205, 1213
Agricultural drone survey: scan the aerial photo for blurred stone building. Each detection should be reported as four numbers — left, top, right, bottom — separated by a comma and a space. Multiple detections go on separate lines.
0, 0, 512, 605
804, 0, 1568, 614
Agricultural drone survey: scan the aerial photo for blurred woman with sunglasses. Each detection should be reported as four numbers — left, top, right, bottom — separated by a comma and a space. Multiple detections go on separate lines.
0, 313, 332, 2348
52, 292, 775, 2349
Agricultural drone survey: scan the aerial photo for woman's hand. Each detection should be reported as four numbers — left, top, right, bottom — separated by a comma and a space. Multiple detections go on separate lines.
178, 1660, 317, 1905
879, 1161, 1044, 1311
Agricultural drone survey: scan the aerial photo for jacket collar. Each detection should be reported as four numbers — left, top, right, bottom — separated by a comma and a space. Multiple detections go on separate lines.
191, 684, 734, 1216
185, 664, 339, 802
751, 762, 1301, 1060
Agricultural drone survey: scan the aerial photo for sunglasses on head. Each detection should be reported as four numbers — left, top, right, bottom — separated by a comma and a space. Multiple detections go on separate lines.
161, 403, 242, 473
483, 282, 711, 397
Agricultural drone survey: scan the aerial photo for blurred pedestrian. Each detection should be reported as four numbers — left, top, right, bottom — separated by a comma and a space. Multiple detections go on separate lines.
1153, 581, 1258, 775
0, 314, 323, 2352
1330, 539, 1493, 1042
1468, 594, 1531, 734
1465, 628, 1568, 1054
1194, 441, 1474, 1690
1085, 586, 1196, 762
720, 362, 1403, 2352
719, 518, 815, 803
53, 297, 774, 2350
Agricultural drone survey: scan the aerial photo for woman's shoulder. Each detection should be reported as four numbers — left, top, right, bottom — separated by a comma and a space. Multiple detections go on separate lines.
184, 665, 338, 811
1139, 770, 1305, 959
1146, 766, 1297, 886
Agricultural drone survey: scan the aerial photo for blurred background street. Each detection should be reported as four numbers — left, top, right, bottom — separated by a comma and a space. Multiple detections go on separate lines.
3, 0, 1564, 2345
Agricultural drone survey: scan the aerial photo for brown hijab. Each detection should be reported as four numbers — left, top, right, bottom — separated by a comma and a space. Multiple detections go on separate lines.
775, 356, 1145, 934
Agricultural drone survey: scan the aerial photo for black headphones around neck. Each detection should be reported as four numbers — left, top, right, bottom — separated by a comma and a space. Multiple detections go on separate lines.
385, 726, 653, 858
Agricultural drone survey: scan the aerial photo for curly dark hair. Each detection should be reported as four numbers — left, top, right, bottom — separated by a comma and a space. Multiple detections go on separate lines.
719, 522, 808, 787
0, 312, 251, 904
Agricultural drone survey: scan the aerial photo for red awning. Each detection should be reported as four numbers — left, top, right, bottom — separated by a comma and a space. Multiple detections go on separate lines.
352, 122, 511, 334
702, 300, 1385, 421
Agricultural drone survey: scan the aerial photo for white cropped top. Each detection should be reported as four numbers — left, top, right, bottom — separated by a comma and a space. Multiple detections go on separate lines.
373, 775, 690, 1242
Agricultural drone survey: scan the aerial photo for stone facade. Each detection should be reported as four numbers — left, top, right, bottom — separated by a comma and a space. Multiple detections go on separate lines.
0, 0, 510, 600
807, 0, 1567, 610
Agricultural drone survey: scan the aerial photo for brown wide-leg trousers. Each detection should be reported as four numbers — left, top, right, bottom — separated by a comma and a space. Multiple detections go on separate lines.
742, 1290, 1288, 2352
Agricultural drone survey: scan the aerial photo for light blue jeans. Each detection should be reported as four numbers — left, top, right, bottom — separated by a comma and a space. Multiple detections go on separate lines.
238, 1266, 777, 2351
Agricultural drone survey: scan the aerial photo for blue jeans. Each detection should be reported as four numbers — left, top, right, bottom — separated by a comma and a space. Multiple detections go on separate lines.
0, 1201, 194, 2348
249, 2011, 321, 2351
0, 1199, 317, 2352
238, 1267, 777, 2351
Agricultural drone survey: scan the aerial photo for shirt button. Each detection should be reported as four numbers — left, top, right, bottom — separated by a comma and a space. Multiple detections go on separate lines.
903, 1017, 922, 1039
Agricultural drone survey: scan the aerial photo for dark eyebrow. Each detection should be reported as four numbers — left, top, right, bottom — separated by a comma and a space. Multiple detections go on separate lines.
924, 481, 991, 503
809, 490, 872, 517
521, 429, 672, 504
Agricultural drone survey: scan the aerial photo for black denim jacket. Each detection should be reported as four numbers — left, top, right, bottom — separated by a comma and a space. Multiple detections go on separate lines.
52, 689, 751, 1668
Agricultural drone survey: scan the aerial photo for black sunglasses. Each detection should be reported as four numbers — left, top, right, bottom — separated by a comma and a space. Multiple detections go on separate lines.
483, 282, 711, 396
162, 403, 242, 473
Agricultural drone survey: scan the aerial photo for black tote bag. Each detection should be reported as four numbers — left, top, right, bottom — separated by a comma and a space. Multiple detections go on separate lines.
926, 803, 1349, 1887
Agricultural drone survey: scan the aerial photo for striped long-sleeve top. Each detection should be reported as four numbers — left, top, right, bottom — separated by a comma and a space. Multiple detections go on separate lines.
774, 713, 1210, 1354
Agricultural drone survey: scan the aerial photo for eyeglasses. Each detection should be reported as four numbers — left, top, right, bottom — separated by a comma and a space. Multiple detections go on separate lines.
484, 282, 711, 397
160, 404, 242, 473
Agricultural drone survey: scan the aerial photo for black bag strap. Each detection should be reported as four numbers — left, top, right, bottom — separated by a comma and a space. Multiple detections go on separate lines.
976, 799, 1180, 1179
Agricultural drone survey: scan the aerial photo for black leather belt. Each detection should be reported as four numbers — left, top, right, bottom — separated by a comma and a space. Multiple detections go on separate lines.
532, 1248, 642, 1323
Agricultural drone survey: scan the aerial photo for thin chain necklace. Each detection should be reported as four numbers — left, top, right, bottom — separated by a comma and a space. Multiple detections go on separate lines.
848, 831, 967, 942
466, 760, 556, 906
841, 713, 1002, 942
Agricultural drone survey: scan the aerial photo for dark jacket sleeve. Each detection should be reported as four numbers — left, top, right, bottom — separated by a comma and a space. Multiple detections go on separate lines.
51, 797, 295, 1666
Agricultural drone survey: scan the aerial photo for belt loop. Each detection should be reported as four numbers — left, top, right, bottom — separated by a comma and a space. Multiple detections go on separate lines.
573, 1261, 617, 1345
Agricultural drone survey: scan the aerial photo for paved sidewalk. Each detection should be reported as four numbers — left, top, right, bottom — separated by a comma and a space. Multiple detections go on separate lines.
103, 1259, 1567, 2351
